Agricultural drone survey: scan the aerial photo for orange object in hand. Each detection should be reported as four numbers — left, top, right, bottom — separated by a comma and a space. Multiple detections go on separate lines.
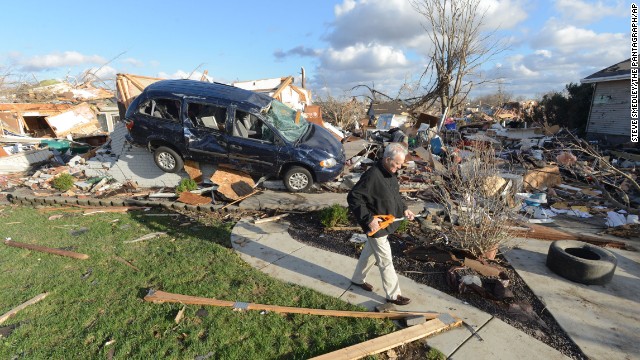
367, 214, 405, 236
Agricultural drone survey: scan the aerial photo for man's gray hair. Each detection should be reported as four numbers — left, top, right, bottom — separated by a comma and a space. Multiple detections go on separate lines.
383, 142, 408, 159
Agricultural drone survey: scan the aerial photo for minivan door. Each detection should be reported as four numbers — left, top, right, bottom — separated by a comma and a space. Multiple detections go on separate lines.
183, 101, 231, 166
226, 107, 281, 176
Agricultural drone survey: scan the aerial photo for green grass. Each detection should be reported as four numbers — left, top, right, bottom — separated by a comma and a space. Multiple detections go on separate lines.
0, 205, 394, 359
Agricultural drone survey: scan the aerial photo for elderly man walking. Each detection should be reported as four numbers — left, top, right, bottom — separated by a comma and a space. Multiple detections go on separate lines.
347, 142, 415, 306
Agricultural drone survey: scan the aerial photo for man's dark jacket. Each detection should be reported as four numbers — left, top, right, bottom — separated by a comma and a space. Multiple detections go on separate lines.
347, 160, 407, 238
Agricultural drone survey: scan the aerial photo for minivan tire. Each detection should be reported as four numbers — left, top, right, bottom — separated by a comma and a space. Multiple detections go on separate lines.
154, 146, 183, 173
546, 240, 617, 285
284, 166, 313, 192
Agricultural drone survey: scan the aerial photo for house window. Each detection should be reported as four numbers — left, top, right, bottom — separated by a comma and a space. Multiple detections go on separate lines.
593, 95, 613, 105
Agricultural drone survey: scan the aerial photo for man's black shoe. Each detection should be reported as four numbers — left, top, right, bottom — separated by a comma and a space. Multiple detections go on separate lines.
387, 295, 411, 306
351, 281, 374, 292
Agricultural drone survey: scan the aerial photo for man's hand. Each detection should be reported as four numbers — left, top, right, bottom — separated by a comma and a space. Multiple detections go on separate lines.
368, 217, 381, 234
404, 209, 415, 221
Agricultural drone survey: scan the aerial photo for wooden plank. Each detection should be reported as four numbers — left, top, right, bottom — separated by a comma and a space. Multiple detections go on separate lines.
4, 240, 89, 260
220, 190, 261, 210
123, 74, 147, 91
254, 213, 289, 224
144, 290, 442, 320
113, 256, 140, 271
123, 232, 167, 244
271, 76, 294, 101
0, 293, 49, 325
511, 224, 631, 250
609, 150, 640, 162
310, 318, 461, 360
200, 70, 209, 82
325, 226, 362, 232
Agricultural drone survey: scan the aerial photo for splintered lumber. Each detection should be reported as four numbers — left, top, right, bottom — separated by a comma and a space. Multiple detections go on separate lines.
512, 224, 632, 250
175, 306, 186, 324
254, 213, 289, 224
220, 190, 261, 210
144, 290, 443, 320
310, 316, 462, 360
326, 226, 362, 232
0, 293, 49, 325
124, 232, 167, 244
4, 239, 89, 260
113, 256, 140, 271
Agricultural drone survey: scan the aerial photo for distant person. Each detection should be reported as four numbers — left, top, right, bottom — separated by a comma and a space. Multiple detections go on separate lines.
347, 142, 415, 306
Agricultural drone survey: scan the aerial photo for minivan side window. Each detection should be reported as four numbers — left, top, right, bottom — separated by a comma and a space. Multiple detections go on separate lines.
138, 98, 181, 122
233, 109, 274, 143
187, 102, 227, 132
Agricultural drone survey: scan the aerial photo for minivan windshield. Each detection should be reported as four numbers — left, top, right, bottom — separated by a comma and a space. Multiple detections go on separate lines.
263, 100, 310, 142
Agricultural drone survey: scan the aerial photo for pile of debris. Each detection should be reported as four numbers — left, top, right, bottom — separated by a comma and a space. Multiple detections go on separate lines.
1, 80, 117, 174
338, 108, 638, 250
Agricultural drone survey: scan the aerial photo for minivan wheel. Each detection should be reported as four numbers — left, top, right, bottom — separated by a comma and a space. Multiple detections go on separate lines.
154, 146, 183, 173
284, 167, 313, 192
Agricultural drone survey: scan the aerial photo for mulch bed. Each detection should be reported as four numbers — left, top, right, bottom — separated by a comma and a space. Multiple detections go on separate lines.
286, 211, 587, 360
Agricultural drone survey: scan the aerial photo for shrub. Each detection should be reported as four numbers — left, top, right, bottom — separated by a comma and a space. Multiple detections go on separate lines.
395, 219, 410, 233
432, 146, 517, 258
52, 173, 74, 191
176, 178, 198, 194
319, 204, 350, 228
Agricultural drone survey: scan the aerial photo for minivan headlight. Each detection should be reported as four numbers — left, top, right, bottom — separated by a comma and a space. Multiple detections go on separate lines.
319, 158, 337, 168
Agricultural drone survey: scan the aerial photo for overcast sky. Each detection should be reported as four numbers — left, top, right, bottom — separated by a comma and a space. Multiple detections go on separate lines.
0, 0, 631, 101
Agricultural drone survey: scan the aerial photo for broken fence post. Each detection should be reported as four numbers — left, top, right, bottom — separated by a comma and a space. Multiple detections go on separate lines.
0, 293, 49, 325
4, 239, 89, 260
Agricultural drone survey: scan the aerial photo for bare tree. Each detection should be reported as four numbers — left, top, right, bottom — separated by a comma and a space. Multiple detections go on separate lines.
315, 93, 366, 131
409, 0, 506, 114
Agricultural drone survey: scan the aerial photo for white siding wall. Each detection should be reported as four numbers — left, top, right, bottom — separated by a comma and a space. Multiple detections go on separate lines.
586, 80, 631, 136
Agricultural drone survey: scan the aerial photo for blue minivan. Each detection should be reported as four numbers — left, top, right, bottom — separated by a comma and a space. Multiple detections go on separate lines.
124, 79, 344, 192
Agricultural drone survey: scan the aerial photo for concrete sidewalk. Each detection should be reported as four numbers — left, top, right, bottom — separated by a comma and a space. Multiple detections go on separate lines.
231, 218, 569, 359
503, 239, 640, 360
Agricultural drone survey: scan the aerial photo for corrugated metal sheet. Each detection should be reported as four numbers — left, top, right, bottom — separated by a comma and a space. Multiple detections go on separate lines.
586, 80, 630, 136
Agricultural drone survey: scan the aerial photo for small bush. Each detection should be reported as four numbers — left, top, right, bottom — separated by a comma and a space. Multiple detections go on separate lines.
176, 178, 198, 194
319, 204, 350, 228
52, 173, 74, 191
395, 219, 409, 233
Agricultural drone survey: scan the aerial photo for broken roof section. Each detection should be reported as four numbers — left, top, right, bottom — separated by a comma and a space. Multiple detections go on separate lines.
0, 102, 110, 140
0, 103, 74, 135
45, 103, 102, 138
115, 73, 163, 110
232, 76, 311, 111
581, 58, 631, 83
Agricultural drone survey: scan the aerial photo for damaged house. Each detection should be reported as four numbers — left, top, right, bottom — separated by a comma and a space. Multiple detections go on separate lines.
581, 58, 632, 144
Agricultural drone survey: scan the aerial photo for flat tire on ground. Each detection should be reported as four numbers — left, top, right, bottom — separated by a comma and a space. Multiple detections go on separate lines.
154, 146, 183, 173
546, 240, 617, 285
283, 166, 313, 192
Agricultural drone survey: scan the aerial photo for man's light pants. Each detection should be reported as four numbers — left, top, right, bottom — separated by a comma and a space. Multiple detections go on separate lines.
351, 235, 401, 300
